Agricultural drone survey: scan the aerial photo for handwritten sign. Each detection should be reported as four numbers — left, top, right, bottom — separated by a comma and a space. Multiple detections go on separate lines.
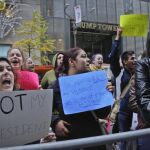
120, 14, 148, 37
17, 71, 39, 90
59, 71, 113, 115
0, 89, 53, 147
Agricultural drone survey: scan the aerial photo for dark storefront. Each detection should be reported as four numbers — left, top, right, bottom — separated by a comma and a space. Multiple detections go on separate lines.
70, 20, 118, 62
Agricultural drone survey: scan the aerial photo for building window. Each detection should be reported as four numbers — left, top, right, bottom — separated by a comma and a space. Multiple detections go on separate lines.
123, 0, 133, 14
0, 45, 11, 57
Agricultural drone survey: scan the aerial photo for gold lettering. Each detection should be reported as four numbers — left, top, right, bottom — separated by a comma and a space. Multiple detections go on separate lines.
92, 23, 97, 29
113, 26, 117, 31
86, 23, 93, 29
102, 25, 107, 30
81, 22, 86, 28
107, 25, 113, 31
78, 21, 118, 32
98, 24, 102, 30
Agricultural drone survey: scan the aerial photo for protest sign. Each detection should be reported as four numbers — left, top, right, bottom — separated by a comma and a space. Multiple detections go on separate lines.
0, 89, 53, 147
17, 71, 39, 90
59, 71, 113, 115
120, 14, 148, 37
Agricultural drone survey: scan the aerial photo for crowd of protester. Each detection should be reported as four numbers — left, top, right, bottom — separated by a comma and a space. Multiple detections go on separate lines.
1, 28, 150, 150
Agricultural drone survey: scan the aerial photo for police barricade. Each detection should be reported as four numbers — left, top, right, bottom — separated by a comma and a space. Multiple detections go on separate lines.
1, 128, 150, 150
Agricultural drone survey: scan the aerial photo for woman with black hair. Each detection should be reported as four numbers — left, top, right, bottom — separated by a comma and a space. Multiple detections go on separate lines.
0, 57, 56, 144
0, 57, 17, 91
49, 47, 114, 150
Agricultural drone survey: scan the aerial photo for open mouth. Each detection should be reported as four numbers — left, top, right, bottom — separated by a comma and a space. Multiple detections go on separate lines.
30, 66, 34, 68
2, 79, 11, 85
98, 62, 102, 64
86, 63, 90, 68
12, 60, 19, 65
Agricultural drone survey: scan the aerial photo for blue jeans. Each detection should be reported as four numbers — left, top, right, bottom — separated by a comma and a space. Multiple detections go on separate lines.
118, 111, 132, 150
118, 111, 132, 132
138, 135, 150, 150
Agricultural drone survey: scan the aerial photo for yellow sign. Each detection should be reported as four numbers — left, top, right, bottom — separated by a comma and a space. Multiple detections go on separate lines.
120, 14, 148, 37
0, 0, 6, 11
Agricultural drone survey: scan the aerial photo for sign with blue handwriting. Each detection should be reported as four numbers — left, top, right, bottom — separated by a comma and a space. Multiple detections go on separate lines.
59, 71, 113, 115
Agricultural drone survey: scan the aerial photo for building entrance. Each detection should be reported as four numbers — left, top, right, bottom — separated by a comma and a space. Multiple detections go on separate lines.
70, 21, 118, 63
75, 31, 112, 63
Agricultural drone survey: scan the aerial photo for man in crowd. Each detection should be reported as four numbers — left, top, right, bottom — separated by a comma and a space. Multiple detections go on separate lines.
109, 27, 136, 150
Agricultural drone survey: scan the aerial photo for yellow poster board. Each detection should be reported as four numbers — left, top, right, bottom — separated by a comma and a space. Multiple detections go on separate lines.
0, 0, 6, 10
120, 14, 148, 37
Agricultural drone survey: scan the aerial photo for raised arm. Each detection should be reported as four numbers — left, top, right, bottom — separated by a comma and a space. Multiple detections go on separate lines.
108, 27, 122, 77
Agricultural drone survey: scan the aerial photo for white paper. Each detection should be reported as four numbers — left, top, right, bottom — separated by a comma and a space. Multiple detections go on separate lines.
131, 113, 138, 130
0, 89, 53, 147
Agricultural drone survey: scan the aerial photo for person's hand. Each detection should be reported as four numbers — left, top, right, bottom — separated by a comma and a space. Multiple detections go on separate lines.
38, 85, 43, 90
55, 120, 70, 137
115, 26, 122, 40
40, 132, 56, 143
106, 82, 115, 92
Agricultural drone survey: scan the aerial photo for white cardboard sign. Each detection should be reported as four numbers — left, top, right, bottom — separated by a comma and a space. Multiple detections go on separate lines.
0, 89, 53, 147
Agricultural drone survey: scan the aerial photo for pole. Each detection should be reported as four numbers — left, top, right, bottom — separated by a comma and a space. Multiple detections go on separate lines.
73, 23, 77, 47
3, 128, 150, 150
64, 4, 77, 47
28, 44, 31, 57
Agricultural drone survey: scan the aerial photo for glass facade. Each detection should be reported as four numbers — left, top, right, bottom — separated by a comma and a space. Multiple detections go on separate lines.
41, 0, 118, 62
41, 0, 150, 59
1, 0, 150, 62
0, 45, 11, 57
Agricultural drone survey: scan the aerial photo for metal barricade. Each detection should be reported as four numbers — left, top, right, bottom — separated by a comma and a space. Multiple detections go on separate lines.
1, 128, 150, 150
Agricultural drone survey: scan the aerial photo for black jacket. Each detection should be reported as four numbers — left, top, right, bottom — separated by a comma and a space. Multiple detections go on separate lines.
108, 40, 121, 78
136, 58, 150, 124
108, 40, 132, 92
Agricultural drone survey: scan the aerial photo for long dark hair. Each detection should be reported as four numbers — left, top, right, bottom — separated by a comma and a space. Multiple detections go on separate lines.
0, 57, 17, 90
54, 52, 65, 68
63, 47, 82, 74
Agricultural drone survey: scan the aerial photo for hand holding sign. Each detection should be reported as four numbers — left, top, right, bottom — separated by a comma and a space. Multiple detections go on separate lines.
120, 14, 148, 37
59, 71, 113, 115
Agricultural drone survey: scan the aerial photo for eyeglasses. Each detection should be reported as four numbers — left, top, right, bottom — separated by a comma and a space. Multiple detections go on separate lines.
0, 66, 13, 72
